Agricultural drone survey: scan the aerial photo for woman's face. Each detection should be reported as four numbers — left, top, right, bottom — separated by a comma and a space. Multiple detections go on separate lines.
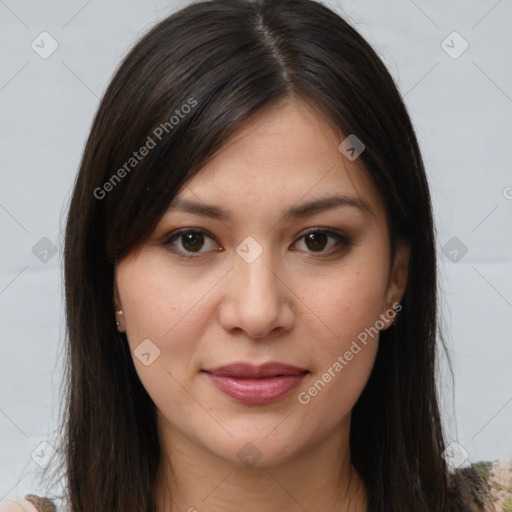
114, 98, 409, 468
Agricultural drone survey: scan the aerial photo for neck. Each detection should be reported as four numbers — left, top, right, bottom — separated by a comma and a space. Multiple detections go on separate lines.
154, 416, 367, 512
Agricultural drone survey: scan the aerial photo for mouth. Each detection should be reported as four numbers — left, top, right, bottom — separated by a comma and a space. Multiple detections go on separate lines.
202, 362, 309, 404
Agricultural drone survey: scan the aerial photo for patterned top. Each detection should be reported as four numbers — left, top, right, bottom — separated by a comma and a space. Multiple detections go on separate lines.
21, 460, 512, 511
23, 495, 57, 512
483, 459, 512, 511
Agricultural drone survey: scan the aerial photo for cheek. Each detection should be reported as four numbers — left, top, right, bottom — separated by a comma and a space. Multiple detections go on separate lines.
295, 275, 383, 426
296, 337, 378, 435
116, 258, 208, 400
118, 256, 213, 347
117, 266, 203, 417
293, 257, 386, 415
301, 259, 388, 350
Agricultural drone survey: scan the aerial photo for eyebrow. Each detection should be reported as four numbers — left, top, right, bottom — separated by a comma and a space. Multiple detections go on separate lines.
166, 194, 375, 222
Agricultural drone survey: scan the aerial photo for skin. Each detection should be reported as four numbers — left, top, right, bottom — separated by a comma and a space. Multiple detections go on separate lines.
114, 97, 410, 512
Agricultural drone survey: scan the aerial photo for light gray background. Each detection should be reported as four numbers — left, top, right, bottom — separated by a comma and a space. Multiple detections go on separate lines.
1, 0, 511, 501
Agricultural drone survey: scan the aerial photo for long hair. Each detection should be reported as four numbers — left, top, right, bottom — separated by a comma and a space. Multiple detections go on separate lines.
46, 0, 490, 510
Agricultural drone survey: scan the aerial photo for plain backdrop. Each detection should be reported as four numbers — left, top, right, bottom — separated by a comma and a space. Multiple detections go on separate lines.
1, 0, 511, 501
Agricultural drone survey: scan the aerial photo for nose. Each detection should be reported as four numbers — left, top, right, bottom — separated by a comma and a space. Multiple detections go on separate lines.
218, 248, 295, 339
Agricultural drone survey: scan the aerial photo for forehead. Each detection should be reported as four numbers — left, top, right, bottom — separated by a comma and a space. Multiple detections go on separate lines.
172, 98, 387, 222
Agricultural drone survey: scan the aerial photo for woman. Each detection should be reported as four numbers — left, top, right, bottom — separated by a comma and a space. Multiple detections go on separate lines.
1, 0, 508, 510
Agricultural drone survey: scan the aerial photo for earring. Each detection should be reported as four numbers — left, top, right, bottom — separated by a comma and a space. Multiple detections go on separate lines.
115, 310, 123, 327
392, 305, 400, 327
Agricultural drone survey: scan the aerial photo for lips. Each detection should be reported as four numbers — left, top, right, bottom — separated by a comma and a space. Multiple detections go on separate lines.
203, 362, 309, 378
202, 362, 309, 404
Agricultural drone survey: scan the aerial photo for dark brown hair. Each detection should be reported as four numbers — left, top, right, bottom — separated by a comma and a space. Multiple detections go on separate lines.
44, 0, 491, 510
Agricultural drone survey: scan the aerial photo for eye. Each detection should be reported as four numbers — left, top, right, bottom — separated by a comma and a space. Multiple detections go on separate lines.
292, 228, 352, 256
161, 229, 220, 260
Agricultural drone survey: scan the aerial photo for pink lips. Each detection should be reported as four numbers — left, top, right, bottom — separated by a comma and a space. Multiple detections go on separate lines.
203, 362, 309, 404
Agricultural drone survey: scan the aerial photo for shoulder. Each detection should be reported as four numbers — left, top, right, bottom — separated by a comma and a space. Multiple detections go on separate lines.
0, 498, 39, 512
485, 459, 512, 511
0, 495, 57, 512
448, 459, 512, 512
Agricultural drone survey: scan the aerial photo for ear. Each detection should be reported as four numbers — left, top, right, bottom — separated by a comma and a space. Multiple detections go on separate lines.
380, 239, 410, 331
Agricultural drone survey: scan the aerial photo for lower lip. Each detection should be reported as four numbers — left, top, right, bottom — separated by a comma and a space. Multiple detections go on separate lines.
204, 372, 307, 404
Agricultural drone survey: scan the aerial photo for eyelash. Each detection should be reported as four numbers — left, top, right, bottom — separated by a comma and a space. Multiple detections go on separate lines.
160, 227, 352, 261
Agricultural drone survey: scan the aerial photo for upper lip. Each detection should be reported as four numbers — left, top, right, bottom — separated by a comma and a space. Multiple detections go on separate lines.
203, 362, 309, 378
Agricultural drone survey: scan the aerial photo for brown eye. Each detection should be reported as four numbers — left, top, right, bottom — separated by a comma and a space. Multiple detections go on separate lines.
293, 228, 351, 256
304, 232, 328, 251
181, 232, 205, 252
162, 229, 219, 259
